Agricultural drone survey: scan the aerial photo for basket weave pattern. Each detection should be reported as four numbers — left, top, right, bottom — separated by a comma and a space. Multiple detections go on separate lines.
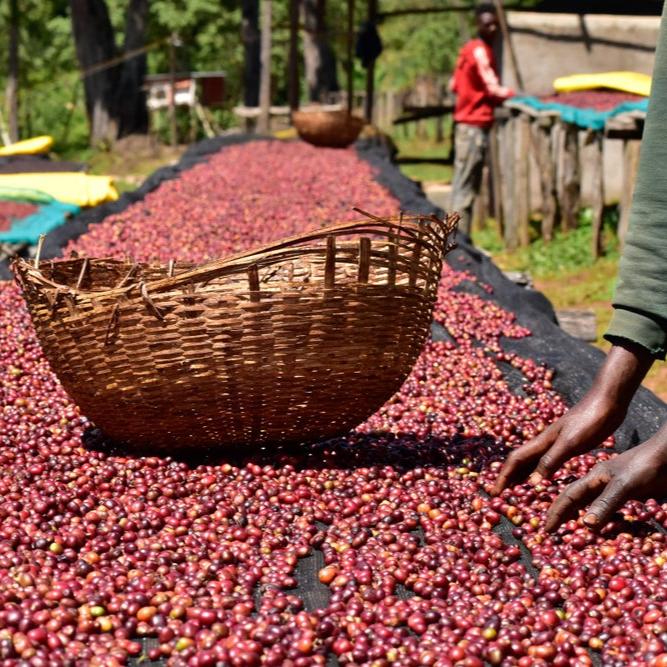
292, 110, 365, 148
15, 211, 458, 451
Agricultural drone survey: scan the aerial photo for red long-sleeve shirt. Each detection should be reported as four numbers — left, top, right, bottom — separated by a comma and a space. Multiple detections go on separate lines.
451, 38, 514, 128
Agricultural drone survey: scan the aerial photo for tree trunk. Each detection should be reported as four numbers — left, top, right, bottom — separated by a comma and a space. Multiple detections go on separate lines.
70, 0, 119, 145
71, 0, 150, 145
6, 0, 19, 143
241, 0, 261, 107
288, 0, 300, 111
116, 0, 149, 138
258, 0, 272, 133
345, 0, 354, 113
302, 0, 340, 102
364, 0, 378, 123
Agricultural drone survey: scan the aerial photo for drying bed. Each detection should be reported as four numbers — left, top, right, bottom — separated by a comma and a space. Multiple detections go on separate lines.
0, 138, 665, 666
0, 202, 38, 233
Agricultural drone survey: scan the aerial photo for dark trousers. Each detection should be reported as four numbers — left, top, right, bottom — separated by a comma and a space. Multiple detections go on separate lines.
450, 123, 489, 235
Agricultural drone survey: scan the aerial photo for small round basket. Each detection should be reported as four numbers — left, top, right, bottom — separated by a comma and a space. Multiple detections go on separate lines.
14, 209, 458, 452
292, 110, 365, 148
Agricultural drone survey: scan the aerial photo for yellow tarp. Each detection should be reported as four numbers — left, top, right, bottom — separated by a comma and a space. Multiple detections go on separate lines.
0, 135, 54, 156
553, 71, 651, 97
0, 173, 118, 207
273, 128, 297, 140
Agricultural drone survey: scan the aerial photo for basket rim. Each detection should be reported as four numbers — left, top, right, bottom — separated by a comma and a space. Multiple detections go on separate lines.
291, 109, 364, 121
292, 107, 366, 122
14, 209, 459, 300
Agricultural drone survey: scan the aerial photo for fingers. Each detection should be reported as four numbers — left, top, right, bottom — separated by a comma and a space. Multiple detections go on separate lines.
533, 433, 584, 480
583, 478, 630, 529
545, 470, 606, 532
491, 424, 560, 495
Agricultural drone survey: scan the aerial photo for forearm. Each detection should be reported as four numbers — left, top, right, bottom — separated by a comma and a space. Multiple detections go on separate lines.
587, 342, 654, 407
472, 45, 514, 102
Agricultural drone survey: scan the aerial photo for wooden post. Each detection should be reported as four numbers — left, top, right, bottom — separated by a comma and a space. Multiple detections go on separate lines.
189, 98, 198, 143
364, 0, 378, 123
169, 34, 178, 147
6, 0, 19, 143
436, 116, 444, 143
557, 121, 580, 232
515, 114, 531, 247
436, 78, 445, 143
377, 92, 386, 129
383, 92, 391, 130
288, 0, 300, 112
553, 121, 564, 230
258, 0, 272, 133
492, 0, 524, 91
417, 86, 427, 139
377, 91, 384, 128
502, 116, 519, 250
589, 132, 605, 258
388, 90, 397, 128
346, 0, 355, 114
532, 117, 557, 242
618, 139, 641, 248
489, 122, 504, 233
473, 163, 491, 231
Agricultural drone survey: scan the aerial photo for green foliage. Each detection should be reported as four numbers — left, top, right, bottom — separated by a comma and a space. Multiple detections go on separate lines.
146, 0, 243, 97
0, 2, 84, 151
400, 161, 453, 183
473, 208, 621, 279
390, 118, 454, 183
523, 222, 618, 278
375, 1, 466, 91
0, 0, 246, 152
0, 0, 540, 154
471, 223, 505, 254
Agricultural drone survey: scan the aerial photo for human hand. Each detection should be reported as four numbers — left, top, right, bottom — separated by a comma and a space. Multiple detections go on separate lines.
490, 391, 623, 494
491, 343, 654, 495
544, 424, 667, 531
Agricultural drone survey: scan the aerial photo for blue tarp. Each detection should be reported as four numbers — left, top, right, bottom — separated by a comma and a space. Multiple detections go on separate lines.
0, 200, 80, 245
511, 96, 649, 130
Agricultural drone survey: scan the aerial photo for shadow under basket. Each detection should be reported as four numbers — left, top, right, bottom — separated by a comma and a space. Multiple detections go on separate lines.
14, 210, 458, 452
292, 110, 365, 149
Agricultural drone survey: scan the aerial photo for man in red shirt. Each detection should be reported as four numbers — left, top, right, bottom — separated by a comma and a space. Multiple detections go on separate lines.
450, 3, 515, 235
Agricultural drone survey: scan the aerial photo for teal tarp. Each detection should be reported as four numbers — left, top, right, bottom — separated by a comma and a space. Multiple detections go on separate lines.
511, 96, 649, 130
0, 200, 80, 245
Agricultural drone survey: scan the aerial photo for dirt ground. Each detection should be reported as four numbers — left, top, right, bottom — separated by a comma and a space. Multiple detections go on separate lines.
535, 276, 667, 402
87, 135, 187, 193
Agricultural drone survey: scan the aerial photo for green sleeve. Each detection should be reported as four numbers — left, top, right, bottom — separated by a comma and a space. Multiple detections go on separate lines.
604, 3, 667, 360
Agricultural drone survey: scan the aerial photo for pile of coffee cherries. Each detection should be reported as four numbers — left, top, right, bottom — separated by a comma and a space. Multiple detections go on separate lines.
68, 141, 398, 263
0, 201, 38, 232
540, 91, 644, 112
0, 140, 663, 666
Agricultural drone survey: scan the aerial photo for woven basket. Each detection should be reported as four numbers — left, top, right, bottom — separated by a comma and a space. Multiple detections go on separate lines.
14, 210, 458, 451
292, 110, 365, 148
